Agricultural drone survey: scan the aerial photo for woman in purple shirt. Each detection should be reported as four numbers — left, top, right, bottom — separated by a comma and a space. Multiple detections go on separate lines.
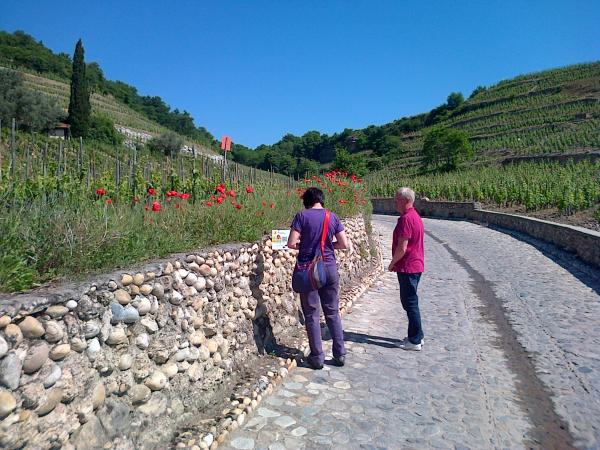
287, 187, 349, 369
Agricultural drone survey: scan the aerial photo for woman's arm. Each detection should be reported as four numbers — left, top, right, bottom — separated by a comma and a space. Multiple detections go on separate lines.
287, 229, 301, 249
333, 230, 349, 250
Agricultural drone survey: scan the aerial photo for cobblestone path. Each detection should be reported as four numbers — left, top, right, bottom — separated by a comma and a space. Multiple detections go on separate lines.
222, 215, 600, 449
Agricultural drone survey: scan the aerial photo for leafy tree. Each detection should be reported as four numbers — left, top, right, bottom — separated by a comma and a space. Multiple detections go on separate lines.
331, 147, 367, 177
469, 85, 487, 99
86, 62, 106, 94
87, 115, 123, 145
67, 39, 91, 138
375, 135, 403, 157
0, 68, 63, 131
147, 131, 184, 157
296, 157, 320, 177
446, 92, 464, 109
422, 127, 473, 172
0, 31, 71, 79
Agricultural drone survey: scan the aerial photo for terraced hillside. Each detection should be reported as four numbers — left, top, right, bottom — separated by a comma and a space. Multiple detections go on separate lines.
381, 62, 600, 172
2, 65, 217, 156
367, 62, 600, 229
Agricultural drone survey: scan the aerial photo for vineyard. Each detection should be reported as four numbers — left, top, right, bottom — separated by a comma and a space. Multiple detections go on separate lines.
378, 61, 600, 173
0, 124, 369, 292
368, 160, 600, 219
0, 64, 216, 155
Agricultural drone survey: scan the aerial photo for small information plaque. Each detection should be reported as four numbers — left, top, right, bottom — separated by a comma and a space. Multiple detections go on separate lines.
271, 229, 290, 250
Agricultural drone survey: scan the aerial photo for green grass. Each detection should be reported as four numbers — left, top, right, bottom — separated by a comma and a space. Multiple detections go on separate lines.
0, 169, 369, 292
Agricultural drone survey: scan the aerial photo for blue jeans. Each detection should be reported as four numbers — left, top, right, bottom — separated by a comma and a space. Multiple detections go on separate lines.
397, 273, 424, 344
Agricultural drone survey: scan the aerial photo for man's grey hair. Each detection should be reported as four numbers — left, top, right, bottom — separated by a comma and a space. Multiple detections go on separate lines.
395, 187, 415, 203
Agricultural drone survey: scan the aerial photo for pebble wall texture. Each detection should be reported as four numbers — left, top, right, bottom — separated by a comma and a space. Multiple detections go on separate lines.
0, 215, 380, 450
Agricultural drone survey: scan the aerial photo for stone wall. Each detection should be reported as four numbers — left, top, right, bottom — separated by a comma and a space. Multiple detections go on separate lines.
0, 216, 379, 450
371, 197, 600, 268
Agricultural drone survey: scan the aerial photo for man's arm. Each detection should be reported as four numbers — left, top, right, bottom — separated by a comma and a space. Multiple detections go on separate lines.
388, 238, 408, 271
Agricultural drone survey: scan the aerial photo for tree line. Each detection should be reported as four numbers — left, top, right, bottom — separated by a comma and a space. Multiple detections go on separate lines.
231, 91, 475, 177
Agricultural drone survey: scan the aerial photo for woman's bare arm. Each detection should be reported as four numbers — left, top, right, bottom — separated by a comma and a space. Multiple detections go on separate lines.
333, 230, 349, 250
287, 229, 301, 249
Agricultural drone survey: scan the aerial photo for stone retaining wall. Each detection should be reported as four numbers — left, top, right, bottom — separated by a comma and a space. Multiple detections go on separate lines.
0, 216, 379, 450
372, 197, 600, 268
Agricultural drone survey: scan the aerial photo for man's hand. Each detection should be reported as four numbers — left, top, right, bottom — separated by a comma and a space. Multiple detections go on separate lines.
388, 261, 396, 272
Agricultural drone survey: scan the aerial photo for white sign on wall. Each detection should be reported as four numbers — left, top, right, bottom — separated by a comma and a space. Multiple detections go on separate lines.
271, 229, 290, 250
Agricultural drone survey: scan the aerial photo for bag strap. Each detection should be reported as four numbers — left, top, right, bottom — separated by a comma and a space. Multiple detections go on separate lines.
320, 210, 331, 255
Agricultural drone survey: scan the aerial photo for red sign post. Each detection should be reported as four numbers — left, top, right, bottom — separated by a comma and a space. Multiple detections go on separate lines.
220, 135, 232, 183
220, 136, 232, 151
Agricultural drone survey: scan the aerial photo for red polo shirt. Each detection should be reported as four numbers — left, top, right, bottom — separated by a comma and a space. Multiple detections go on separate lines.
392, 207, 424, 273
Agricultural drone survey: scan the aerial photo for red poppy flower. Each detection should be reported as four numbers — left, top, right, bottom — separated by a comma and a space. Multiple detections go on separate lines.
95, 188, 106, 196
216, 197, 224, 205
261, 200, 267, 206
235, 204, 242, 209
175, 203, 181, 209
179, 192, 190, 200
144, 205, 150, 211
328, 188, 333, 193
147, 187, 156, 196
105, 198, 113, 205
245, 186, 254, 194
206, 201, 213, 207
152, 201, 161, 212
228, 189, 236, 197
338, 199, 348, 204
269, 203, 275, 209
216, 184, 226, 194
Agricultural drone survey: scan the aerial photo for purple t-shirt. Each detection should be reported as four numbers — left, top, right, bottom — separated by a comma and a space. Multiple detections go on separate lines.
290, 208, 344, 266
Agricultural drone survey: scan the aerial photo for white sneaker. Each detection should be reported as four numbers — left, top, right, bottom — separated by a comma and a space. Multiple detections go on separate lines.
397, 337, 424, 346
398, 340, 422, 351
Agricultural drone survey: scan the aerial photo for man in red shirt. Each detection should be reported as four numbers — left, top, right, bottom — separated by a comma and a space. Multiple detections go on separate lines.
388, 187, 425, 351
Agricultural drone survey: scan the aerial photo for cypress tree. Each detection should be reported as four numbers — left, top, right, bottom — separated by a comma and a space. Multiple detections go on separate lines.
67, 39, 91, 138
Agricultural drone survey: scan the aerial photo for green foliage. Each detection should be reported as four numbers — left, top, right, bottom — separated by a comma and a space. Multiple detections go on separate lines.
0, 30, 71, 79
331, 148, 367, 177
446, 92, 464, 109
469, 85, 487, 98
86, 62, 106, 94
367, 160, 600, 217
0, 31, 216, 148
67, 39, 91, 138
422, 127, 473, 171
147, 131, 184, 157
0, 68, 63, 131
88, 115, 123, 145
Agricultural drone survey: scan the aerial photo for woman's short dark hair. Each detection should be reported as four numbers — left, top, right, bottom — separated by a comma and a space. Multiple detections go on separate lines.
302, 187, 325, 208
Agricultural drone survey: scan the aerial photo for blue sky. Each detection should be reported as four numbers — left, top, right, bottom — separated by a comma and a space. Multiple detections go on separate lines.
2, 1, 599, 148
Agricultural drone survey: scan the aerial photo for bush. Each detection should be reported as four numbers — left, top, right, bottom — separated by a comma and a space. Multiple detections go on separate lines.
0, 68, 63, 131
87, 115, 123, 145
422, 127, 473, 172
147, 131, 184, 157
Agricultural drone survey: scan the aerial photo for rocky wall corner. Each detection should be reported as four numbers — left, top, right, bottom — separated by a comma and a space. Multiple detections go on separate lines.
0, 214, 380, 450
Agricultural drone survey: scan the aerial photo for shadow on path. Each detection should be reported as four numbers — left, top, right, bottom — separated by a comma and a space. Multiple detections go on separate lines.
325, 329, 403, 348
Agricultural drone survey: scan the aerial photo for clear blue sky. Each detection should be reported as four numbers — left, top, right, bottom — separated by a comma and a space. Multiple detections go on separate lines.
2, 1, 599, 148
